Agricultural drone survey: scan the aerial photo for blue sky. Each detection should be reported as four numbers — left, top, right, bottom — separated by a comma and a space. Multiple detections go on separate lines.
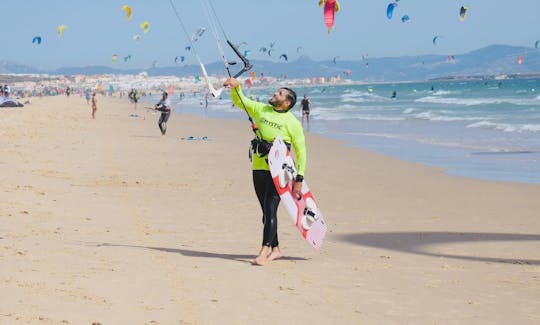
2, 0, 540, 70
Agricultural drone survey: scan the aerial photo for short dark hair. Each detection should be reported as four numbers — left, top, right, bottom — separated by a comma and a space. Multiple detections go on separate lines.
282, 87, 297, 109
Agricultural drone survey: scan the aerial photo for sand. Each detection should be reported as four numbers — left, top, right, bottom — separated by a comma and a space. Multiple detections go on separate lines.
1, 94, 539, 325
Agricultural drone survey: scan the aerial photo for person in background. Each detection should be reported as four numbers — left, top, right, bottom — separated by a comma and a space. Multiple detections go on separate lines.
300, 94, 312, 131
91, 92, 97, 119
154, 92, 172, 135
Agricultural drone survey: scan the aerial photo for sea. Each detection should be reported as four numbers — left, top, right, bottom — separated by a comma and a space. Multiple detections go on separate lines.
149, 78, 540, 184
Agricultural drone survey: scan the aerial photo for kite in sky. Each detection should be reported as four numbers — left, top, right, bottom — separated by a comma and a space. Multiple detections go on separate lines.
121, 5, 132, 21
387, 2, 397, 19
112, 54, 118, 63
319, 0, 340, 32
279, 54, 288, 61
32, 36, 42, 45
140, 21, 150, 34
459, 6, 468, 21
57, 25, 67, 37
191, 27, 206, 42
174, 56, 185, 64
432, 35, 441, 45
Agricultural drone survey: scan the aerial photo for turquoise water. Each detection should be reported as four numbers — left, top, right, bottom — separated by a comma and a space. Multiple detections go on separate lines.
154, 78, 540, 184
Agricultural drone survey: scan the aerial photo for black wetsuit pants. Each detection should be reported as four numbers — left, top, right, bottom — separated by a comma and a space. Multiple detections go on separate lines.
252, 170, 280, 248
158, 112, 170, 135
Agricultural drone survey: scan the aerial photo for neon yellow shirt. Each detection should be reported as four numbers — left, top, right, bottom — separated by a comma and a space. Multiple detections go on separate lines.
231, 86, 306, 176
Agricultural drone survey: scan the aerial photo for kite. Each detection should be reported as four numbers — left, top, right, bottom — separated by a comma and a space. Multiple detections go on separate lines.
387, 3, 397, 20
319, 0, 340, 32
191, 27, 206, 42
333, 56, 340, 64
57, 25, 67, 37
121, 5, 132, 21
174, 56, 185, 64
112, 54, 118, 63
124, 55, 132, 62
185, 46, 191, 51
297, 46, 303, 53
432, 35, 441, 45
140, 21, 150, 34
518, 55, 524, 65
243, 50, 250, 57
459, 6, 468, 21
259, 47, 268, 53
133, 34, 141, 42
535, 40, 539, 49
279, 54, 288, 61
236, 41, 248, 48
401, 15, 410, 23
32, 36, 42, 45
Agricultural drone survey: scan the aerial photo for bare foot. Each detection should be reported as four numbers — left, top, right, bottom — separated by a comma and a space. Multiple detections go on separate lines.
253, 246, 271, 266
267, 247, 282, 262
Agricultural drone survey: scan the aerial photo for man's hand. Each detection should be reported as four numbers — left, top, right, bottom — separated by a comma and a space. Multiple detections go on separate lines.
293, 181, 303, 200
223, 77, 240, 89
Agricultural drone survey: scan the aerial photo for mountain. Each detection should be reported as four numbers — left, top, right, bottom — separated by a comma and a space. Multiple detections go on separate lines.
2, 45, 540, 82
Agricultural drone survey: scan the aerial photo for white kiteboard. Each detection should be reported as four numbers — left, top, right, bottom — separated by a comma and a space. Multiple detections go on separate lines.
268, 136, 327, 249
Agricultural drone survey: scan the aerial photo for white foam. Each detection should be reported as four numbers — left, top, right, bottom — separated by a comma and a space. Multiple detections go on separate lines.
467, 121, 540, 133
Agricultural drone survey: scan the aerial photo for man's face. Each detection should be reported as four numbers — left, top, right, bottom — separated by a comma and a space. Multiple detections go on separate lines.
268, 88, 290, 110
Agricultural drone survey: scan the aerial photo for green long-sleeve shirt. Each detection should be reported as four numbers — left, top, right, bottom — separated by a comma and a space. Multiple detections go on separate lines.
231, 86, 307, 176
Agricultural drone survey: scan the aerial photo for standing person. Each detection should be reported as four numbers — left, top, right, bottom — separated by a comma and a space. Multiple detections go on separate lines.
223, 77, 306, 266
91, 92, 97, 119
85, 90, 91, 105
154, 92, 172, 135
300, 94, 312, 131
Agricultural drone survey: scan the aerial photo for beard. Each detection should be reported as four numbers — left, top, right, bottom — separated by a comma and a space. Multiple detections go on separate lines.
268, 96, 280, 107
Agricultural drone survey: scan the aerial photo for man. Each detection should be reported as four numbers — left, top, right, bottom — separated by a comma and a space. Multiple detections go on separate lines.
300, 94, 312, 131
154, 92, 172, 135
91, 92, 97, 119
223, 77, 306, 266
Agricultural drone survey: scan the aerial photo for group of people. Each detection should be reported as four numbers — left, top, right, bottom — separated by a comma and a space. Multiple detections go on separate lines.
0, 84, 11, 97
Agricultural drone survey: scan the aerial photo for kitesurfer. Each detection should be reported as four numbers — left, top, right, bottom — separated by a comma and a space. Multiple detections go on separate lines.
223, 77, 307, 266
154, 92, 172, 135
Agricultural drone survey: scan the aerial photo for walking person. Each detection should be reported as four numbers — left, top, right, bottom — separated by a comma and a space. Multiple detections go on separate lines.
223, 77, 307, 266
154, 92, 172, 135
300, 94, 312, 131
91, 92, 97, 119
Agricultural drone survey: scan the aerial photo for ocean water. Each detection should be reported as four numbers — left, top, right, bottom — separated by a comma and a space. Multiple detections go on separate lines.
150, 78, 540, 184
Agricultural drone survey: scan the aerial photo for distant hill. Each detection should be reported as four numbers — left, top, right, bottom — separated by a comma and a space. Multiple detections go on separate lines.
2, 45, 540, 82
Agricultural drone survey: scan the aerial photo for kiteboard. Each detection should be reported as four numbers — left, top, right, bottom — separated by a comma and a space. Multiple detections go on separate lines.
268, 136, 327, 249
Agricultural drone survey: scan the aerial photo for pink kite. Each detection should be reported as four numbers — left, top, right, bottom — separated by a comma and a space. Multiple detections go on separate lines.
319, 0, 340, 32
517, 55, 524, 65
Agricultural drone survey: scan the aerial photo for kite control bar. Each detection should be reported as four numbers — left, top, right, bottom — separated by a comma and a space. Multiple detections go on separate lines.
227, 40, 253, 78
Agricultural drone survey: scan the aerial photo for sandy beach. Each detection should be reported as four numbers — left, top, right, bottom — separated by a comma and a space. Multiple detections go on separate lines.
1, 94, 540, 325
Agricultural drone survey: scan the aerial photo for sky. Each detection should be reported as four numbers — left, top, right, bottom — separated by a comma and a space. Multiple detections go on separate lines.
2, 0, 540, 70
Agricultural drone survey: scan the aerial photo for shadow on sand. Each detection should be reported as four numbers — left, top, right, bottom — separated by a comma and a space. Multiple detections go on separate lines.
96, 243, 309, 264
337, 232, 540, 265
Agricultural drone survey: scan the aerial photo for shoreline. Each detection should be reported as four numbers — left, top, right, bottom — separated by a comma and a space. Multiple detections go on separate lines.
1, 95, 539, 324
139, 89, 540, 186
